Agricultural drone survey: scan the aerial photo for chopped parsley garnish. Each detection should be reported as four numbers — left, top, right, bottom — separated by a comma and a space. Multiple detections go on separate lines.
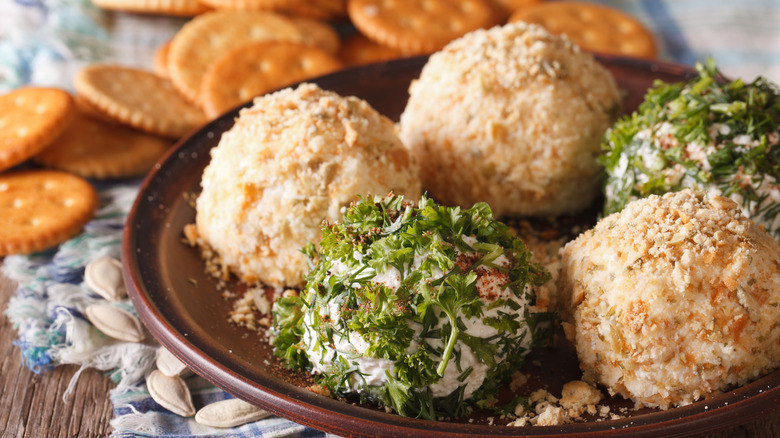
271, 194, 551, 420
601, 58, 780, 237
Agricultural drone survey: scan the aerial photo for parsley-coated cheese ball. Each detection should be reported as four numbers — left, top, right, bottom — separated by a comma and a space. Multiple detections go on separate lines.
398, 22, 620, 217
195, 83, 421, 288
602, 61, 780, 239
272, 194, 551, 419
559, 189, 780, 408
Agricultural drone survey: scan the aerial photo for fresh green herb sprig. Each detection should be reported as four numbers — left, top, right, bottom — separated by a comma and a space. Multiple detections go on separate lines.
601, 58, 780, 236
271, 194, 550, 420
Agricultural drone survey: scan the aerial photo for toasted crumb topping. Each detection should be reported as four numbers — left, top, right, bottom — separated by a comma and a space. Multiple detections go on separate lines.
506, 381, 610, 427
559, 189, 780, 408
195, 83, 420, 288
399, 22, 620, 217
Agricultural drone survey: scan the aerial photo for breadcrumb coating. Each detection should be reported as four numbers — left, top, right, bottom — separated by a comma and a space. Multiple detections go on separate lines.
195, 83, 421, 288
559, 189, 780, 408
399, 22, 620, 217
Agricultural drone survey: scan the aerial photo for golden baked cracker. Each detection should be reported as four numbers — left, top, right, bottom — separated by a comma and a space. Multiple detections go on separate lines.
347, 0, 499, 55
90, 0, 210, 16
154, 39, 172, 78
281, 0, 347, 20
0, 87, 74, 172
73, 94, 123, 127
339, 33, 403, 67
166, 10, 304, 103
200, 41, 343, 118
197, 0, 291, 9
489, 0, 545, 20
288, 16, 341, 55
34, 109, 172, 179
0, 169, 98, 256
74, 63, 206, 139
510, 1, 658, 59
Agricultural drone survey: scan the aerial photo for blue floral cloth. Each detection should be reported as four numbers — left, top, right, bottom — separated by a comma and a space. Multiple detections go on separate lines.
3, 183, 330, 437
2, 0, 778, 436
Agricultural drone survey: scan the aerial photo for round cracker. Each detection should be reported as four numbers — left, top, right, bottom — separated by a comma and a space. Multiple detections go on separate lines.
488, 0, 545, 20
347, 0, 499, 55
154, 39, 173, 78
339, 33, 403, 67
73, 94, 123, 127
34, 110, 172, 179
89, 0, 210, 16
74, 63, 205, 138
166, 10, 304, 103
200, 41, 343, 118
281, 0, 347, 20
197, 0, 292, 9
288, 16, 341, 55
0, 169, 98, 256
509, 1, 657, 59
0, 87, 74, 172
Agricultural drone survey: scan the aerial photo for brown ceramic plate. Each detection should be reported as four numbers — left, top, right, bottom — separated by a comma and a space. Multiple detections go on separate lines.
123, 56, 780, 437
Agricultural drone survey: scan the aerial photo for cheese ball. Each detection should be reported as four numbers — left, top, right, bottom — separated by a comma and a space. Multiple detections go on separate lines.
272, 194, 551, 419
195, 83, 421, 288
601, 60, 780, 239
558, 189, 780, 408
398, 22, 620, 217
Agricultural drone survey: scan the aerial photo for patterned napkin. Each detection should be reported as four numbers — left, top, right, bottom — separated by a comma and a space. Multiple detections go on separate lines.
2, 182, 328, 437
2, 0, 779, 436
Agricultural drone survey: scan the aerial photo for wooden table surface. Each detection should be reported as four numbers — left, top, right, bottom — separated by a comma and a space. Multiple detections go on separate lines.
2, 272, 780, 438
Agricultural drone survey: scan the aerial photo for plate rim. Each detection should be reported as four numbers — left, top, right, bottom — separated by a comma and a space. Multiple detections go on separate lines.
122, 55, 780, 437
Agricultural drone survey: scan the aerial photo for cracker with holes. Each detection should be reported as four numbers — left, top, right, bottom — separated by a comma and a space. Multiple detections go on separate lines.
489, 0, 545, 20
509, 1, 657, 59
90, 0, 209, 16
34, 109, 172, 179
339, 33, 403, 67
167, 10, 304, 104
200, 41, 343, 118
74, 63, 206, 139
288, 16, 341, 55
154, 39, 173, 78
0, 170, 98, 256
197, 0, 291, 10
347, 0, 499, 55
0, 87, 74, 172
281, 0, 347, 20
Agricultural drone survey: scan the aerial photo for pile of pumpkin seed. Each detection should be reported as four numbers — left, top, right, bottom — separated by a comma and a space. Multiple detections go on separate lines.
83, 256, 270, 428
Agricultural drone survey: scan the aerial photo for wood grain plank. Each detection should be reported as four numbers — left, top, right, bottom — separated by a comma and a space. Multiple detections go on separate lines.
0, 274, 113, 438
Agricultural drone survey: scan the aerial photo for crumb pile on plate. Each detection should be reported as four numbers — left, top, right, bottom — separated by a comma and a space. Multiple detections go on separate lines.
558, 189, 780, 409
193, 83, 421, 288
398, 21, 621, 217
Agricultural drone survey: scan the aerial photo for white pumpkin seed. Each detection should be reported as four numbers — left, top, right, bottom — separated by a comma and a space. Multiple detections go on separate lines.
84, 256, 127, 301
156, 346, 191, 377
85, 303, 145, 342
195, 398, 271, 428
147, 370, 196, 417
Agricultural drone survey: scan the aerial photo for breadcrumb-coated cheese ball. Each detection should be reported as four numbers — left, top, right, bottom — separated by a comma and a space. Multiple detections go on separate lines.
195, 83, 421, 288
398, 22, 620, 217
558, 189, 780, 409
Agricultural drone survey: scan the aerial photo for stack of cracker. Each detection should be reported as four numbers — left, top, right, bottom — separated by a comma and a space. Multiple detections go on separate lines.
87, 0, 658, 120
161, 10, 345, 117
104, 0, 657, 114
0, 62, 205, 255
